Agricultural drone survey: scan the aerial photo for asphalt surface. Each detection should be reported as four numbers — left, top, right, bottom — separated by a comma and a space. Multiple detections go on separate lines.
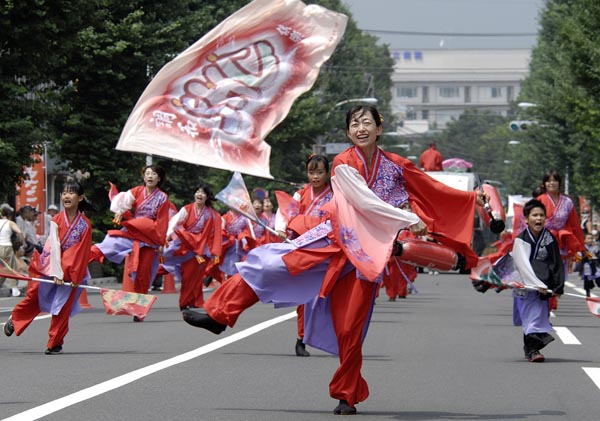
2, 272, 600, 420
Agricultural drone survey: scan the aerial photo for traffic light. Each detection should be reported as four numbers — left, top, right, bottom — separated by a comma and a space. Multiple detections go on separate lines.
509, 120, 532, 131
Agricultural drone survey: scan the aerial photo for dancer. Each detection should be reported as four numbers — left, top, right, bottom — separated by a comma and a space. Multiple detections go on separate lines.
162, 182, 222, 310
512, 199, 564, 362
274, 154, 333, 357
183, 105, 484, 415
4, 180, 92, 354
90, 164, 170, 321
219, 208, 253, 279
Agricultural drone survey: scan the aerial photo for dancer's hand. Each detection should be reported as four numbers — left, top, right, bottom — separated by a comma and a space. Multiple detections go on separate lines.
409, 219, 427, 236
112, 212, 123, 225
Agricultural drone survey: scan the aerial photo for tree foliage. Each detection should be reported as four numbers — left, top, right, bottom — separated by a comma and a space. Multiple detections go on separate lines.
1, 0, 395, 232
517, 0, 600, 204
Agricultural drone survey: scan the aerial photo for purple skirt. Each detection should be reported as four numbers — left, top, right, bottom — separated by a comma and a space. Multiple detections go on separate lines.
236, 223, 373, 355
512, 290, 554, 335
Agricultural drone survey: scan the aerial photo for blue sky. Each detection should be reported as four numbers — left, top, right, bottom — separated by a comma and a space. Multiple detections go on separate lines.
342, 0, 544, 49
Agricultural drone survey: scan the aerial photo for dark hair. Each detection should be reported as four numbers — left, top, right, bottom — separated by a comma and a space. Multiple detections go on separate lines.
62, 180, 89, 211
532, 185, 543, 197
523, 198, 546, 217
306, 154, 330, 173
345, 105, 383, 130
142, 164, 166, 188
541, 169, 562, 193
194, 182, 215, 207
1, 207, 13, 218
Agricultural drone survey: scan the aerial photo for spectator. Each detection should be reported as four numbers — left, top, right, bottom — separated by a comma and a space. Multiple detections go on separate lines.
41, 204, 59, 244
419, 142, 443, 171
16, 206, 41, 256
0, 205, 26, 297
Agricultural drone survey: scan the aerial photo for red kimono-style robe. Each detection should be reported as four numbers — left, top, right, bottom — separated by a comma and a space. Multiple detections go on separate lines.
12, 210, 92, 349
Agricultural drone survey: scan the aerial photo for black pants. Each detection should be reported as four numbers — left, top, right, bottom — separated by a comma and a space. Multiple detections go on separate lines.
523, 332, 555, 356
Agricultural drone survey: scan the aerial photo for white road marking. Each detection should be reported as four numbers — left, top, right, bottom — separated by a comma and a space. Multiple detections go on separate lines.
583, 367, 600, 390
553, 326, 581, 345
1, 311, 296, 421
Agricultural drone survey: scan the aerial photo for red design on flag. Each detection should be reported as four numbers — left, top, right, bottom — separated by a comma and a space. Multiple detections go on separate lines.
116, 0, 347, 178
100, 288, 158, 320
274, 190, 300, 222
216, 172, 259, 222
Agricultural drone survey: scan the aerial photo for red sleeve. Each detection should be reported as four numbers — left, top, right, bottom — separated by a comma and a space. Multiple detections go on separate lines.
566, 206, 585, 250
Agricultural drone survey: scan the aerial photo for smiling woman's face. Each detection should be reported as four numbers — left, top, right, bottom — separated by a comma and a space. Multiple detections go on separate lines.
346, 109, 382, 150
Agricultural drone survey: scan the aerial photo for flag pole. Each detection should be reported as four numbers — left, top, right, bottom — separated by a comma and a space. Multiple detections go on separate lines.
0, 272, 102, 291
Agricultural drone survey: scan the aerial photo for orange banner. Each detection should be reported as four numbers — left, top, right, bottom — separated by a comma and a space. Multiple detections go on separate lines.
15, 154, 46, 236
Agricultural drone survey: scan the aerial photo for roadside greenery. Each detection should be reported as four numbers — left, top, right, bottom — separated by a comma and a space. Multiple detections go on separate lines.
1, 0, 393, 233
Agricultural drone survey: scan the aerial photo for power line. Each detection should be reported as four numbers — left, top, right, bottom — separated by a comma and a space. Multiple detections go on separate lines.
360, 29, 538, 37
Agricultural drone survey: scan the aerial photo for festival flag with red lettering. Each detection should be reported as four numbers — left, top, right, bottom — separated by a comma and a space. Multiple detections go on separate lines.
100, 288, 158, 319
0, 258, 157, 319
16, 153, 46, 236
116, 0, 348, 178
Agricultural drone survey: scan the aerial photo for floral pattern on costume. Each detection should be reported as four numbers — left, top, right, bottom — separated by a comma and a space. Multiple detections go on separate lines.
340, 226, 372, 263
135, 190, 168, 219
291, 223, 331, 248
62, 216, 89, 251
370, 155, 409, 207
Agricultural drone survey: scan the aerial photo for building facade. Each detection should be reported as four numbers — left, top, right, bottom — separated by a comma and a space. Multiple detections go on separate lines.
390, 48, 531, 132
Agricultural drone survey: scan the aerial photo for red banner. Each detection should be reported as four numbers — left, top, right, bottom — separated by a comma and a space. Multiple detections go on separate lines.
15, 153, 46, 235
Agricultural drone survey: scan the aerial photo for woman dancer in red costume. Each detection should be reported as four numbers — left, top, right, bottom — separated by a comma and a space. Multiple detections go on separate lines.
4, 180, 92, 354
274, 154, 333, 357
182, 105, 485, 415
90, 165, 170, 321
162, 182, 222, 311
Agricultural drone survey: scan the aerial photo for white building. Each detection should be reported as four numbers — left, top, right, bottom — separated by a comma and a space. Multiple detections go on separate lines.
390, 48, 531, 131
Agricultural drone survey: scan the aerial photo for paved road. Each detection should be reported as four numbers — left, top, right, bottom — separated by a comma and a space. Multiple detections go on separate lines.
1, 272, 600, 420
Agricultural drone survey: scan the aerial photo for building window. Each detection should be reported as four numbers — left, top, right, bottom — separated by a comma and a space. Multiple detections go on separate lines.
403, 51, 412, 60
422, 86, 429, 103
491, 87, 503, 98
414, 51, 423, 61
439, 86, 460, 98
396, 87, 418, 98
464, 86, 471, 103
421, 110, 429, 120
507, 86, 514, 102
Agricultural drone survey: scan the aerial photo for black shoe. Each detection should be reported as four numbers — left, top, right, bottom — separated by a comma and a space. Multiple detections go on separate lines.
44, 345, 63, 355
133, 316, 143, 322
295, 338, 310, 357
333, 400, 357, 415
528, 350, 545, 362
203, 277, 213, 288
4, 317, 14, 337
182, 309, 226, 334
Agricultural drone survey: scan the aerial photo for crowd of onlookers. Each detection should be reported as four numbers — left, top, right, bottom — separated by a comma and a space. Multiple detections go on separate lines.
0, 202, 59, 296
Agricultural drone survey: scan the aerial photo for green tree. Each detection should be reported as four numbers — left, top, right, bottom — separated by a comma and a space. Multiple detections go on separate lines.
2, 0, 395, 230
517, 0, 600, 204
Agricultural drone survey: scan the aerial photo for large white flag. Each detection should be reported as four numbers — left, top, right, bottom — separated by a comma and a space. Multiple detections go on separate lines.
116, 0, 347, 178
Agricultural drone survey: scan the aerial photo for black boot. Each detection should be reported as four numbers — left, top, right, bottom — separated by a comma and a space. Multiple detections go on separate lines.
182, 309, 226, 334
333, 400, 357, 415
295, 338, 310, 357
